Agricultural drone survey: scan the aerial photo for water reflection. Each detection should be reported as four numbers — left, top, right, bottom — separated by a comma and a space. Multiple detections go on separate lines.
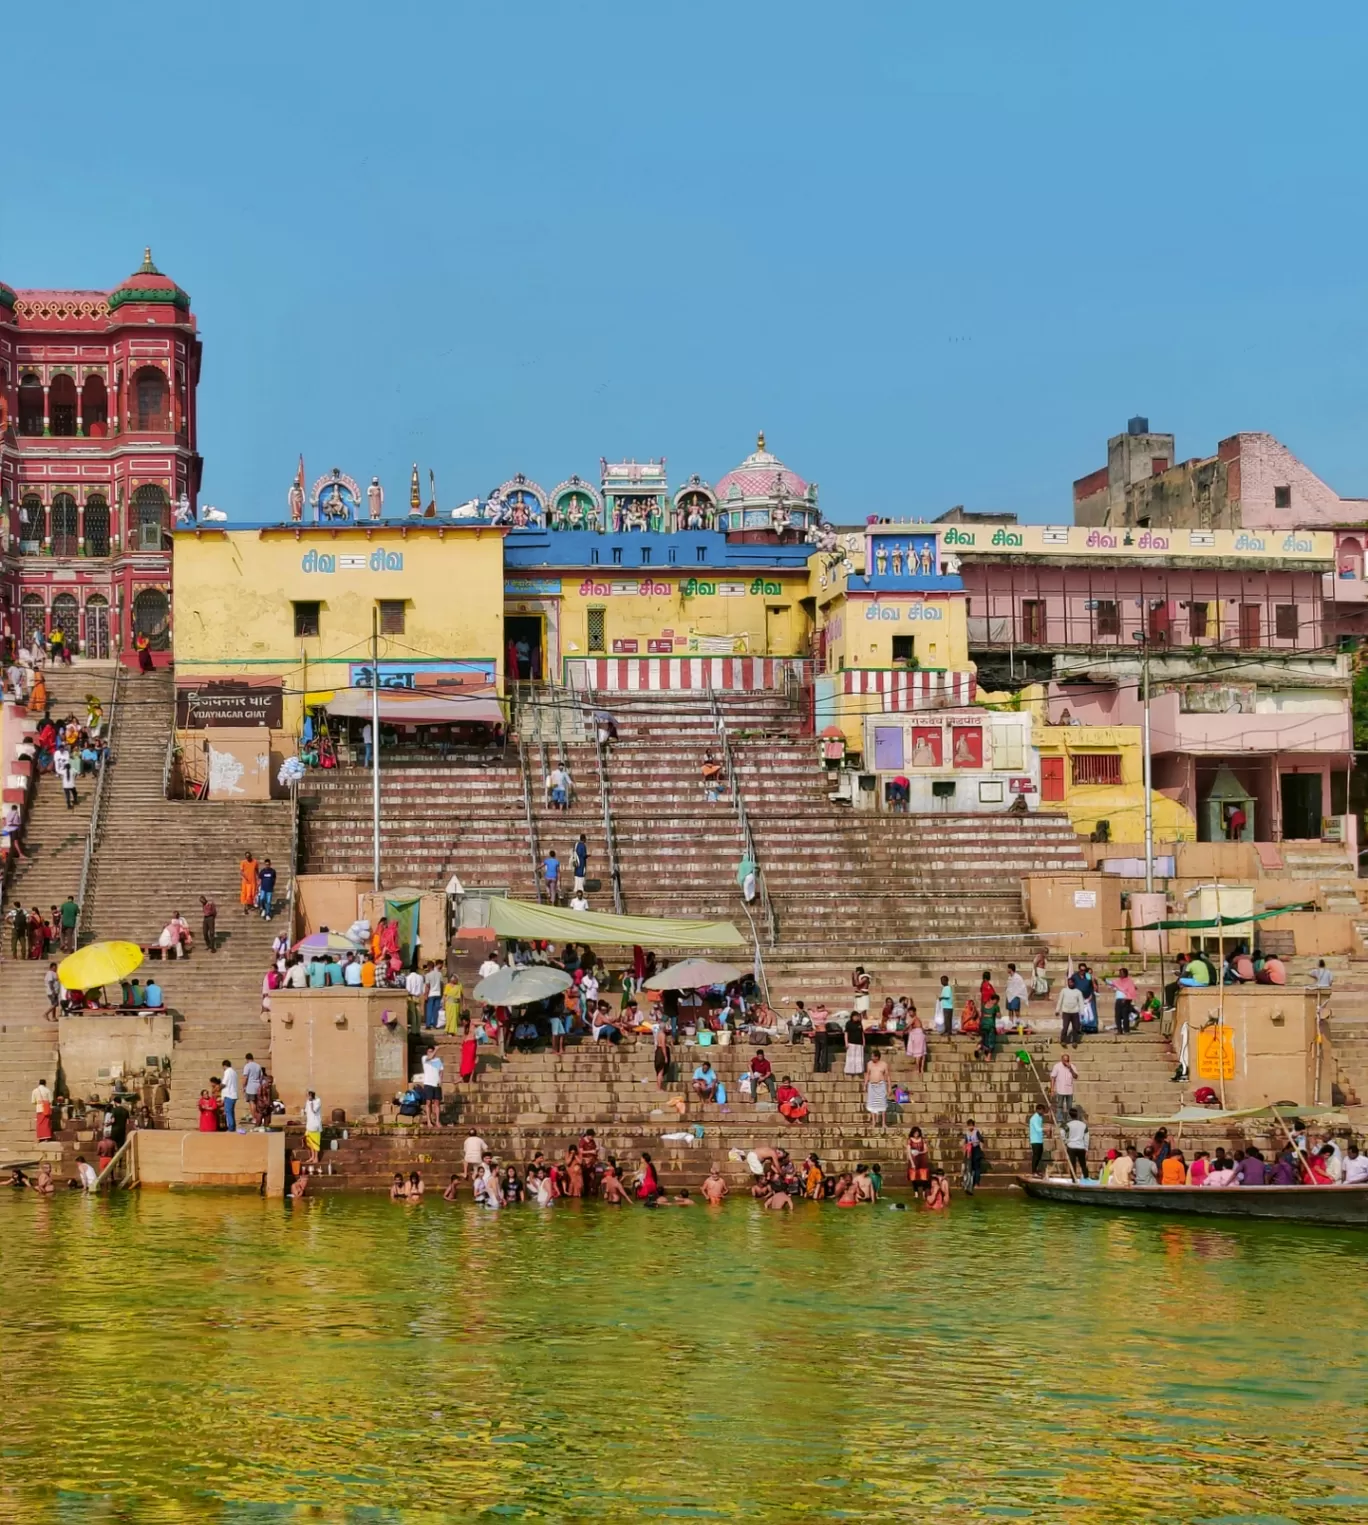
0, 1193, 1363, 1521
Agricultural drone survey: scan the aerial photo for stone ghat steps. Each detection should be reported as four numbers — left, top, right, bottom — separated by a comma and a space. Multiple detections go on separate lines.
166, 1018, 273, 1129
0, 1024, 62, 1157
84, 805, 294, 946
405, 1031, 1184, 1127
2, 670, 116, 925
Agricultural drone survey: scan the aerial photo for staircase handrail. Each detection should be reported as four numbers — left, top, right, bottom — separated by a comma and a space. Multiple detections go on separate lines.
284, 780, 301, 938
94, 1131, 139, 1191
160, 679, 177, 799
706, 686, 776, 945
77, 660, 122, 944
591, 695, 624, 914
517, 734, 544, 902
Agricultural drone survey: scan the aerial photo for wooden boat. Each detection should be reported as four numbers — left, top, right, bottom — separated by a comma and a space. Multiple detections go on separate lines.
1017, 1174, 1368, 1227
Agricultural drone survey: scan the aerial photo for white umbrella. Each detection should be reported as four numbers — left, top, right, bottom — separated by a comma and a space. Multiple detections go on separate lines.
474, 965, 572, 1007
643, 958, 744, 991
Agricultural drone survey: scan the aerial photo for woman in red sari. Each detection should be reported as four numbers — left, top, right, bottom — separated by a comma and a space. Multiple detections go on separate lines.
197, 1089, 220, 1132
636, 1152, 661, 1202
28, 908, 45, 959
458, 1017, 478, 1084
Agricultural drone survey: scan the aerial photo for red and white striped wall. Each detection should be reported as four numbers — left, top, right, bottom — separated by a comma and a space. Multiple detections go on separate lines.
836, 669, 977, 709
565, 656, 814, 692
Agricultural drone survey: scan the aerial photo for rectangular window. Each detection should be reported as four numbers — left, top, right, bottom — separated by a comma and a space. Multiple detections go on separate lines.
1274, 485, 1292, 509
378, 600, 405, 635
991, 724, 1024, 770
590, 548, 600, 565
1095, 599, 1119, 637
1151, 456, 1169, 475
293, 601, 320, 638
873, 726, 904, 770
587, 607, 606, 653
611, 546, 623, 565
1189, 601, 1209, 638
668, 547, 677, 564
891, 635, 916, 662
640, 547, 651, 565
1275, 603, 1299, 639
1021, 599, 1046, 643
1071, 752, 1122, 787
697, 546, 708, 563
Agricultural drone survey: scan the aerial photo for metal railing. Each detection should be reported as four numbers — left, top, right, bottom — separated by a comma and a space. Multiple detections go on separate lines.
95, 1132, 139, 1191
77, 661, 122, 945
705, 685, 776, 945
161, 692, 178, 799
283, 780, 301, 939
516, 735, 544, 902
588, 690, 625, 914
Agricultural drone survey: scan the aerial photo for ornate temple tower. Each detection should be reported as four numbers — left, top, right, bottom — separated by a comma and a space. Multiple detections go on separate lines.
0, 249, 202, 658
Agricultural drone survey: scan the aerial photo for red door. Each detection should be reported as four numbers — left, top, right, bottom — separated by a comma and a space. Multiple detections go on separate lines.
1041, 757, 1065, 803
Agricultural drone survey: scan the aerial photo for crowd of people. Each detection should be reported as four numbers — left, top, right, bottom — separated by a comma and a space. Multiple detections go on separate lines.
0, 667, 106, 864
369, 1129, 960, 1212
1049, 1114, 1368, 1188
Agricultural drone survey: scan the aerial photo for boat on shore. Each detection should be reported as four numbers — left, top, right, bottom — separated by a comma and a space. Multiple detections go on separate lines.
1017, 1174, 1368, 1227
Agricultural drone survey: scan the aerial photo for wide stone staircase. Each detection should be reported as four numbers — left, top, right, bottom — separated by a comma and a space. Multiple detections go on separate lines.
0, 666, 117, 1160
301, 746, 538, 895
302, 685, 1093, 957
0, 666, 294, 1139
303, 1024, 1194, 1192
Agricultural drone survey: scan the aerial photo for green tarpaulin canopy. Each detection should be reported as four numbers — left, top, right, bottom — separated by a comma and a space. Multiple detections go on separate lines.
487, 898, 745, 949
1131, 902, 1312, 932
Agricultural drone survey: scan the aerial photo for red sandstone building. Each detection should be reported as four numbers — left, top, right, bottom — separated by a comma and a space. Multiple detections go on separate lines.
0, 250, 200, 658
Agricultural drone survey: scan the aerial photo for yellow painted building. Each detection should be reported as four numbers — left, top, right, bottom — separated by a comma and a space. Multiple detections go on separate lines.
810, 551, 971, 672
548, 569, 810, 665
1009, 687, 1197, 843
173, 523, 508, 731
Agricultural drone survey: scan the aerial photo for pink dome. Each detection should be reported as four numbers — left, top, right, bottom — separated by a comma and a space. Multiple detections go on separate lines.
715, 432, 809, 502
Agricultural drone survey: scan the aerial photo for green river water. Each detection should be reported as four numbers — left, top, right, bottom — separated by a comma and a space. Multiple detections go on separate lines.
0, 1191, 1364, 1524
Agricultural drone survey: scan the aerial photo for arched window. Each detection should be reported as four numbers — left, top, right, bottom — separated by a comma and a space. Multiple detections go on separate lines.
84, 595, 110, 660
133, 484, 168, 550
18, 494, 43, 553
132, 587, 170, 650
131, 366, 169, 431
50, 493, 78, 557
49, 374, 77, 437
50, 593, 79, 647
20, 593, 45, 649
84, 494, 110, 557
17, 373, 43, 436
82, 374, 108, 437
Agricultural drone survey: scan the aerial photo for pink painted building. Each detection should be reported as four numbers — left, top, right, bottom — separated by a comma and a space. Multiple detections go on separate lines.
0, 250, 200, 658
1074, 415, 1368, 533
937, 522, 1353, 845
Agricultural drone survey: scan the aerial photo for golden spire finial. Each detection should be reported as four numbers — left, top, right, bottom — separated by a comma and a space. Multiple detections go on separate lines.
757, 430, 766, 453
140, 247, 157, 273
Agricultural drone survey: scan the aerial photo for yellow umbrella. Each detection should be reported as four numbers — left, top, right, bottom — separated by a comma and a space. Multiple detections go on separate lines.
57, 941, 144, 991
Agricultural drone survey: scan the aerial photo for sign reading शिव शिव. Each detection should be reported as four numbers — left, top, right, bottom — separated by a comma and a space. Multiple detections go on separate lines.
301, 549, 404, 574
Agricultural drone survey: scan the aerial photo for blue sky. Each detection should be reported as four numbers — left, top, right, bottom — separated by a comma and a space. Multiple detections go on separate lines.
6, 1, 1368, 522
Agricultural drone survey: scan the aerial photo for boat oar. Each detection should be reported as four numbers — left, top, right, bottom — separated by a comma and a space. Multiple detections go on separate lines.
1270, 1104, 1323, 1187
